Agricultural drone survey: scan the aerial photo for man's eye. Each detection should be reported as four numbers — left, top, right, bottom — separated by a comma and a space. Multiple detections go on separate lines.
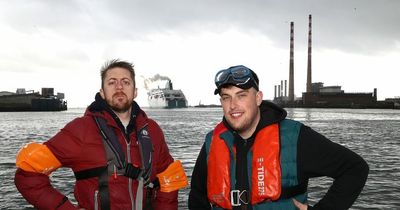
221, 96, 230, 101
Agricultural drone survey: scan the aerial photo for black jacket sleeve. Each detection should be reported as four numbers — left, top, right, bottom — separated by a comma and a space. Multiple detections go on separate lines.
297, 125, 369, 210
188, 144, 211, 210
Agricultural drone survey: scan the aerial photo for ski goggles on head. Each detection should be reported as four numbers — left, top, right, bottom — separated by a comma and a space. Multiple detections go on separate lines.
214, 65, 259, 95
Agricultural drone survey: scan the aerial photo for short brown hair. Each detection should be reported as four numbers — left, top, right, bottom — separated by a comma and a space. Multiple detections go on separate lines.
100, 59, 135, 88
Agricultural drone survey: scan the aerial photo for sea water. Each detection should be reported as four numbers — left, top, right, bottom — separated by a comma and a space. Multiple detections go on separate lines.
1, 107, 399, 209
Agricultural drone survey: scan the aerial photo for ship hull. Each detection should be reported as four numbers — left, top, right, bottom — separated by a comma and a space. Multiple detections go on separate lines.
0, 93, 67, 112
148, 98, 187, 108
147, 86, 187, 109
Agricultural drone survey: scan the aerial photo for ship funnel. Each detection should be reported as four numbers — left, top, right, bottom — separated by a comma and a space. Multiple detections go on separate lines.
168, 80, 173, 90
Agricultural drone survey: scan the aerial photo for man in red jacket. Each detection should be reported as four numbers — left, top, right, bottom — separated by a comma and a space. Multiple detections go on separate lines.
15, 59, 185, 210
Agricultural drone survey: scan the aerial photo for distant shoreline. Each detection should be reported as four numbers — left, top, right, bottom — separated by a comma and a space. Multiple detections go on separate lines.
192, 104, 221, 108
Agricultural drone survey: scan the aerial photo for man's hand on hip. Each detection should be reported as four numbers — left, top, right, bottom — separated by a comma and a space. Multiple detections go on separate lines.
292, 198, 308, 210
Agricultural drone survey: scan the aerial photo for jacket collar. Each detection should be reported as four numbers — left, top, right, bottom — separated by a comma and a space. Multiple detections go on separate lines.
85, 92, 147, 134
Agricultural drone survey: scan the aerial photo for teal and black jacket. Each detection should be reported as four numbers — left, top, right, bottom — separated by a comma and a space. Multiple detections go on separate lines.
189, 101, 369, 210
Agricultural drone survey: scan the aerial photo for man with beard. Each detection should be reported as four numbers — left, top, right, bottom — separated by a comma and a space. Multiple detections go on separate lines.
189, 65, 368, 210
14, 60, 186, 210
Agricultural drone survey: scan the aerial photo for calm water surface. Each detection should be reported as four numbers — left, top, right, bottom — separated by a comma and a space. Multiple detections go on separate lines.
1, 107, 399, 209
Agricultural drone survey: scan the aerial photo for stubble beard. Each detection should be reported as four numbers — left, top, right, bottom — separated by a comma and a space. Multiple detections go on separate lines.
227, 116, 252, 134
226, 107, 259, 135
107, 93, 132, 113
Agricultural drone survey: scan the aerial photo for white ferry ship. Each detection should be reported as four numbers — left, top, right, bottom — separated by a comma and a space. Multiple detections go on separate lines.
147, 80, 187, 108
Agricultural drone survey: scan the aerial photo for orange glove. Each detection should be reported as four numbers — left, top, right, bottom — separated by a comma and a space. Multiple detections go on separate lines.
156, 160, 188, 192
16, 142, 61, 175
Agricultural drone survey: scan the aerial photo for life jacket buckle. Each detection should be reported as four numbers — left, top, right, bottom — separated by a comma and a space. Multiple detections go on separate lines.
230, 190, 249, 207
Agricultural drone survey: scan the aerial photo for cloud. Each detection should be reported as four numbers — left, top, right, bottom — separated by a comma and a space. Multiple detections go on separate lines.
1, 0, 399, 54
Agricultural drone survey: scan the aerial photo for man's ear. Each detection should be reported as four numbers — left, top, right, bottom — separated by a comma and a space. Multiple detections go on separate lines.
133, 88, 138, 99
256, 90, 263, 106
100, 88, 105, 99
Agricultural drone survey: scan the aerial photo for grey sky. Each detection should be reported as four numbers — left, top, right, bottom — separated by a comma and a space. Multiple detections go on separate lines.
3, 1, 399, 51
1, 0, 399, 107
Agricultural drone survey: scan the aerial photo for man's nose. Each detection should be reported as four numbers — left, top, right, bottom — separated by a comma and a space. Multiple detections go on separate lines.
230, 96, 238, 109
116, 81, 124, 89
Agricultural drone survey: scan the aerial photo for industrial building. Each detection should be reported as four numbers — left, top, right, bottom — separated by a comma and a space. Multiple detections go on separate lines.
273, 15, 397, 109
0, 88, 67, 111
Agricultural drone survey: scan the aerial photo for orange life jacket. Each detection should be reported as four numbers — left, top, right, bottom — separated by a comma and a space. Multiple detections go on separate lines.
207, 122, 281, 209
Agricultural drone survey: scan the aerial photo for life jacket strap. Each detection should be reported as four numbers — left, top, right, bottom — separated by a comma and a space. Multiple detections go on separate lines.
98, 166, 111, 210
125, 163, 142, 179
74, 166, 108, 180
73, 166, 111, 210
74, 165, 160, 184
93, 116, 126, 169
74, 164, 148, 181
137, 125, 153, 185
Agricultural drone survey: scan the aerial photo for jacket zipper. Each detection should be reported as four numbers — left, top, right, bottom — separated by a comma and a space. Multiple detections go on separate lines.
123, 131, 135, 210
94, 190, 99, 210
